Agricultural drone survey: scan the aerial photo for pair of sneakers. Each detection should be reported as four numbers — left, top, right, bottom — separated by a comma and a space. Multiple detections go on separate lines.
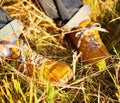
0, 5, 109, 85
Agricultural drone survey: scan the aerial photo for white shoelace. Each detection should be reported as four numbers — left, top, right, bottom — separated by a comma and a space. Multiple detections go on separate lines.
75, 23, 108, 49
0, 39, 46, 70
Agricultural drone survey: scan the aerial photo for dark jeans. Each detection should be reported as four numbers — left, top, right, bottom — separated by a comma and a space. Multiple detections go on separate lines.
0, 8, 12, 29
37, 0, 83, 22
0, 1, 83, 27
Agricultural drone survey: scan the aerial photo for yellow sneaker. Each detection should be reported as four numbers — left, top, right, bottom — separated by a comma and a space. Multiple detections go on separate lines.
0, 18, 73, 84
68, 20, 109, 65
3, 38, 73, 84
40, 60, 73, 84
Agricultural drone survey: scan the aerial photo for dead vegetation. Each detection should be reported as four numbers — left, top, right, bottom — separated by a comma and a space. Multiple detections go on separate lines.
0, 0, 120, 102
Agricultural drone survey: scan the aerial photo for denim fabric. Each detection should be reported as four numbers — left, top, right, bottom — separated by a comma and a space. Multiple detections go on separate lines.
37, 0, 83, 21
0, 7, 12, 29
55, 0, 83, 20
37, 0, 59, 19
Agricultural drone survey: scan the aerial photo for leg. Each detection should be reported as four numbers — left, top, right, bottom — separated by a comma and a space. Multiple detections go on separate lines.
35, 0, 83, 26
0, 7, 73, 84
55, 0, 83, 20
34, 0, 109, 68
0, 7, 22, 56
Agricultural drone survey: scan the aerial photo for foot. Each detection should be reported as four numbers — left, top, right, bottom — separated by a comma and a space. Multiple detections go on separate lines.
0, 34, 73, 85
68, 20, 109, 65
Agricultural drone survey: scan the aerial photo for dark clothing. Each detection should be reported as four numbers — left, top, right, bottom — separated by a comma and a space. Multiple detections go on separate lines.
37, 0, 83, 25
0, 0, 83, 28
55, 0, 83, 20
0, 8, 12, 29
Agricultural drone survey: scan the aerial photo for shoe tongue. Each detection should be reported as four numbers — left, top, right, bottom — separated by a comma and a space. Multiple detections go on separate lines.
79, 20, 92, 28
9, 37, 18, 44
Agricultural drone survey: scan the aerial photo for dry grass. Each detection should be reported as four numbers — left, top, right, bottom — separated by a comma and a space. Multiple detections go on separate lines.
0, 0, 120, 103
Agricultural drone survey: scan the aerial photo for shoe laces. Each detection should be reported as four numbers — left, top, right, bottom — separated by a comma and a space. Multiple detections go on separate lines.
0, 38, 18, 57
1, 39, 47, 73
75, 23, 108, 49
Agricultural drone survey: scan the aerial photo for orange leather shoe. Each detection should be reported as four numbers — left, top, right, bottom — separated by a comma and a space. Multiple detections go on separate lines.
1, 38, 73, 85
0, 19, 73, 85
14, 40, 73, 84
68, 20, 109, 65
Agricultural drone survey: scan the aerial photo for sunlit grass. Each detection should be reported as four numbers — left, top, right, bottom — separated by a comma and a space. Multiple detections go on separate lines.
0, 0, 120, 102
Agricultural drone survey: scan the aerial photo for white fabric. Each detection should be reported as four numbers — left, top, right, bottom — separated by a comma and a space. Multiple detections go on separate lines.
62, 5, 92, 31
0, 19, 24, 41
